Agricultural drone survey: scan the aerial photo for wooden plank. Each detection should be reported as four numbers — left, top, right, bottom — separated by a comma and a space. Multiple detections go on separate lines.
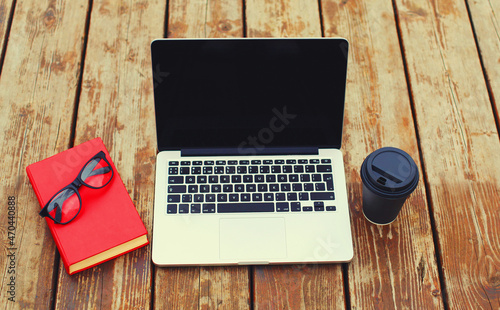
53, 1, 166, 308
244, 1, 347, 309
154, 1, 250, 309
321, 0, 444, 308
0, 0, 89, 308
393, 0, 500, 308
0, 0, 15, 64
466, 0, 500, 119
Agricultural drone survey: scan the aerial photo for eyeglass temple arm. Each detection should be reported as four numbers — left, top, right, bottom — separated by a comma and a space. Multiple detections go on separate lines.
81, 158, 111, 180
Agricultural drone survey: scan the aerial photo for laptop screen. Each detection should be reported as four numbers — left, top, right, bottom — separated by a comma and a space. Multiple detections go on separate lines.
151, 38, 348, 153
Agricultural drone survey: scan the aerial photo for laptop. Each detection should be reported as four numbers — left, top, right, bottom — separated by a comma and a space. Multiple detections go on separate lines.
151, 38, 353, 266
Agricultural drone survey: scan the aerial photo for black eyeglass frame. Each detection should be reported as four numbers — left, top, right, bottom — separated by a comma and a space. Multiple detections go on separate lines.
39, 151, 114, 224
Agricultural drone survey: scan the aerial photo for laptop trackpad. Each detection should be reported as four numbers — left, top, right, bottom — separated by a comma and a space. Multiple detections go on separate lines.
219, 218, 287, 260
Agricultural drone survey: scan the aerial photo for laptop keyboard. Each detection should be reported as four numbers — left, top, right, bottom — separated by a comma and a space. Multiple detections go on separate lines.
165, 159, 336, 214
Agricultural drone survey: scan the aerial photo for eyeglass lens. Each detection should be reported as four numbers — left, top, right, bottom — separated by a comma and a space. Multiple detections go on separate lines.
46, 188, 80, 223
81, 156, 112, 188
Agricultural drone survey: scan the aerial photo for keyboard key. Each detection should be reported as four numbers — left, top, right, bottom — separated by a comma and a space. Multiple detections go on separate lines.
292, 183, 302, 191
326, 180, 334, 191
241, 194, 251, 201
271, 166, 281, 173
218, 202, 274, 213
276, 193, 286, 201
223, 184, 233, 192
293, 165, 304, 173
228, 160, 238, 165
310, 159, 320, 164
194, 194, 204, 202
314, 201, 325, 211
237, 166, 247, 174
209, 176, 218, 183
216, 160, 226, 165
238, 160, 249, 165
249, 166, 258, 173
180, 167, 190, 174
258, 184, 268, 192
260, 166, 270, 173
188, 185, 198, 193
204, 160, 214, 165
299, 192, 309, 200
311, 192, 335, 200
255, 175, 265, 182
312, 174, 322, 181
197, 176, 207, 183
275, 160, 284, 164
211, 185, 221, 192
323, 174, 333, 181
304, 183, 314, 191
316, 165, 332, 172
243, 175, 253, 183
276, 202, 289, 212
235, 184, 245, 192
269, 184, 280, 191
166, 204, 177, 214
226, 166, 236, 174
203, 204, 216, 213
179, 204, 189, 213
305, 165, 315, 173
182, 194, 192, 202
229, 194, 239, 202
264, 193, 274, 201
300, 174, 310, 182
277, 175, 287, 182
303, 206, 313, 212
291, 202, 301, 211
169, 161, 179, 166
220, 175, 230, 183
246, 184, 256, 192
286, 159, 296, 164
283, 165, 293, 173
167, 195, 180, 203
321, 159, 331, 163
168, 167, 178, 175
266, 175, 276, 182
191, 204, 201, 213
326, 206, 337, 211
251, 160, 261, 164
263, 160, 273, 164
287, 193, 297, 201
206, 194, 216, 202
168, 185, 186, 193
181, 161, 190, 165
191, 167, 201, 174
298, 159, 308, 164
252, 193, 263, 201
202, 167, 213, 174
200, 185, 210, 193
289, 174, 299, 182
186, 176, 195, 183
231, 175, 242, 183
193, 161, 202, 165
217, 194, 228, 202
281, 184, 291, 191
315, 183, 326, 191
215, 166, 224, 174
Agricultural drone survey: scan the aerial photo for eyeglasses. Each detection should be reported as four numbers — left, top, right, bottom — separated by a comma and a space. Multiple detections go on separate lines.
39, 151, 114, 224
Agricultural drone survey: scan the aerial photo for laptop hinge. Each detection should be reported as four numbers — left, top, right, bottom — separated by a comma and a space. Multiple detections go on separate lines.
181, 147, 319, 157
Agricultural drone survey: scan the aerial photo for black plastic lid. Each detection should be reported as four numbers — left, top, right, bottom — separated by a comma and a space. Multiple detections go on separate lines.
361, 147, 419, 198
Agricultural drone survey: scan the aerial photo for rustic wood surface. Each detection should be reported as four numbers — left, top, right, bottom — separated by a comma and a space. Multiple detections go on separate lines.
0, 0, 498, 309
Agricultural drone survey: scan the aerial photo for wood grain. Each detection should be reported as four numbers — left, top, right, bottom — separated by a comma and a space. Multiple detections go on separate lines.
53, 1, 166, 308
394, 0, 500, 308
244, 1, 347, 309
153, 1, 250, 309
466, 0, 500, 119
0, 0, 89, 308
320, 0, 444, 308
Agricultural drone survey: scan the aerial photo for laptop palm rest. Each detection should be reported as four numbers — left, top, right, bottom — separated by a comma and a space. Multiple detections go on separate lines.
219, 218, 287, 261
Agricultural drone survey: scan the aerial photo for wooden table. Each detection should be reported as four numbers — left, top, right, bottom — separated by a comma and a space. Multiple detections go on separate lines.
1, 0, 499, 309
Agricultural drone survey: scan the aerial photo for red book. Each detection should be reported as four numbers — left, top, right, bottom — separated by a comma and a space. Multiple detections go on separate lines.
26, 138, 149, 275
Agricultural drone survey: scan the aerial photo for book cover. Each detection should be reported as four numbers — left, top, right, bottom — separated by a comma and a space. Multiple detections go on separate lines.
26, 137, 149, 274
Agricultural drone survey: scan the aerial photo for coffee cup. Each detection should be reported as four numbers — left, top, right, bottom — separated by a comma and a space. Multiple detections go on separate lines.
360, 147, 419, 225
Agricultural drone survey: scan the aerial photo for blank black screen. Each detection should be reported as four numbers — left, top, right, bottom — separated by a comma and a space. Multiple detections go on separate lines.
151, 38, 348, 152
